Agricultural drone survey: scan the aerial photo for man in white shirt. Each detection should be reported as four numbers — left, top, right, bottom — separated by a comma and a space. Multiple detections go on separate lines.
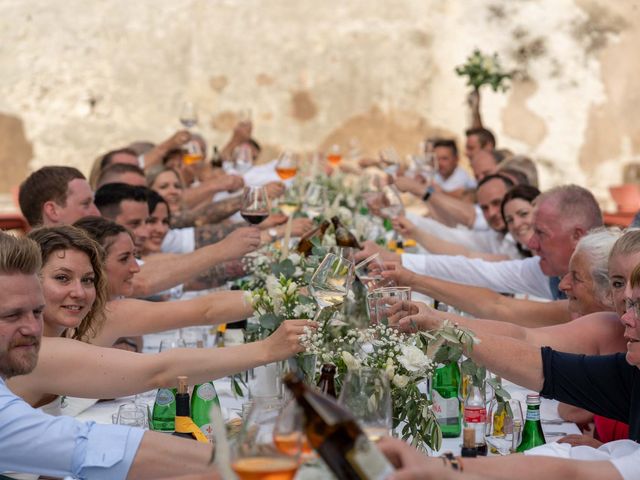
432, 139, 477, 194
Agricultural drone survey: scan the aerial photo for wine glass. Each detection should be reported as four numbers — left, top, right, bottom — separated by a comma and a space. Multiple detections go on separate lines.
303, 184, 327, 219
232, 144, 254, 174
273, 400, 313, 460
327, 144, 342, 167
240, 186, 270, 225
231, 397, 300, 480
338, 368, 392, 442
182, 138, 203, 166
379, 185, 405, 220
276, 151, 299, 180
355, 253, 395, 292
379, 147, 400, 176
308, 253, 354, 321
179, 101, 198, 128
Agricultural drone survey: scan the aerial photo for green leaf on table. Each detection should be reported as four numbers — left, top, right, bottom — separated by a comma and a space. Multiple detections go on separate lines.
272, 259, 295, 279
260, 313, 281, 330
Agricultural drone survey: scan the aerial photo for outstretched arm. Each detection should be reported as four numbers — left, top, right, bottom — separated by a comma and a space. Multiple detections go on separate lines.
93, 290, 253, 346
9, 320, 310, 405
133, 227, 261, 297
382, 263, 569, 327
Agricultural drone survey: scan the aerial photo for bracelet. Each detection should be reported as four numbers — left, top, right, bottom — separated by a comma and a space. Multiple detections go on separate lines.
441, 452, 463, 472
422, 185, 435, 202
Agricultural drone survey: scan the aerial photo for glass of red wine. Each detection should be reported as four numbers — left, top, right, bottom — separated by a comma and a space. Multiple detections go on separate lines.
240, 186, 270, 225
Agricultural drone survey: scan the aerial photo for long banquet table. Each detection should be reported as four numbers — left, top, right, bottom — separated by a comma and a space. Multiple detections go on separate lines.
75, 327, 580, 459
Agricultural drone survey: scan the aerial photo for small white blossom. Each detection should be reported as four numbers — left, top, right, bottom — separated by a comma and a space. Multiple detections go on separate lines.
341, 351, 361, 371
392, 374, 409, 388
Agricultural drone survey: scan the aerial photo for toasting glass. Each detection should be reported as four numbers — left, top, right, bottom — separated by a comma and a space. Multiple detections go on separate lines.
308, 253, 354, 321
240, 186, 270, 225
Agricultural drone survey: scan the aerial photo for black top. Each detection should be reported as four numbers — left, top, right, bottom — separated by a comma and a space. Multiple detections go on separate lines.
540, 347, 640, 442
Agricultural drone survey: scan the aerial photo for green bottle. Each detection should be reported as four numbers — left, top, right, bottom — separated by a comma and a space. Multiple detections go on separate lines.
430, 362, 462, 437
151, 387, 177, 431
190, 381, 220, 441
516, 393, 546, 452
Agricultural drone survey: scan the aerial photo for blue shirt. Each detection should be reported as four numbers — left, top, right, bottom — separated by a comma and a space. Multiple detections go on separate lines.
0, 378, 144, 479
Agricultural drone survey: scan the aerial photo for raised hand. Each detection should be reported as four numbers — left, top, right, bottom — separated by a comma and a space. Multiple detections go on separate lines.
392, 216, 416, 237
380, 262, 416, 286
218, 227, 261, 259
265, 181, 286, 199
290, 218, 314, 237
264, 319, 318, 360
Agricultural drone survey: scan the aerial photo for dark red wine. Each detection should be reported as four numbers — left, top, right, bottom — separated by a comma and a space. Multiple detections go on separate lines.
241, 211, 268, 225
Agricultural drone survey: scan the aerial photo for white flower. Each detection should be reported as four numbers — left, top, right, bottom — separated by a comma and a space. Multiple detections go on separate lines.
341, 351, 361, 371
392, 374, 409, 388
397, 345, 431, 373
384, 361, 395, 380
288, 253, 301, 266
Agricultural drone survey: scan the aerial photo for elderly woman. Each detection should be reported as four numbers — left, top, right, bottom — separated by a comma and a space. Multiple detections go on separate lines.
393, 227, 640, 446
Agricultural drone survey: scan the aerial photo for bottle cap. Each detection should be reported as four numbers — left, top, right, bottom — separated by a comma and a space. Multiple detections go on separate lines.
321, 364, 337, 374
525, 393, 541, 405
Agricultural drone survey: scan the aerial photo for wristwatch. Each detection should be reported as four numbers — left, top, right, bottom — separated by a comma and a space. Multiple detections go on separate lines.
268, 228, 278, 240
422, 185, 435, 202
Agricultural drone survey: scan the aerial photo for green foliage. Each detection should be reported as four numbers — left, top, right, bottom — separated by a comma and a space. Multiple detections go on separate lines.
455, 49, 512, 92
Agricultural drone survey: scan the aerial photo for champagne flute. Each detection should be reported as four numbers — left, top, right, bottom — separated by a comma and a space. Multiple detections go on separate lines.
338, 368, 392, 442
308, 253, 354, 321
232, 397, 299, 480
179, 101, 198, 128
240, 186, 270, 225
275, 151, 299, 180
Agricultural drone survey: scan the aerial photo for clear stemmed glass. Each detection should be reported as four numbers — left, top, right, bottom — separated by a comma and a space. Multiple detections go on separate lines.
338, 368, 393, 442
355, 253, 395, 292
379, 184, 405, 220
240, 186, 270, 226
273, 400, 313, 461
327, 144, 342, 167
303, 184, 327, 219
276, 151, 299, 181
179, 101, 198, 128
308, 253, 354, 321
231, 397, 300, 480
232, 144, 254, 174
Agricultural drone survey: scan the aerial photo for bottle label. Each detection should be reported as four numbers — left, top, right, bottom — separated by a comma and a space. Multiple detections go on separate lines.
199, 423, 214, 440
196, 383, 217, 401
526, 408, 541, 422
431, 390, 460, 424
155, 388, 175, 406
346, 435, 395, 480
464, 406, 487, 423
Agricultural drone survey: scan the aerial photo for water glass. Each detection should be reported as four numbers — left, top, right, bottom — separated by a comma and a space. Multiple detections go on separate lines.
115, 403, 149, 428
159, 338, 187, 352
485, 399, 524, 455
338, 368, 392, 442
355, 253, 395, 292
368, 286, 411, 325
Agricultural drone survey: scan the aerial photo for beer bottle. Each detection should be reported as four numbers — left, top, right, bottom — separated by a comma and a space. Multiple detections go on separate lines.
283, 373, 394, 480
210, 146, 223, 168
296, 220, 330, 256
430, 362, 461, 438
332, 216, 363, 250
172, 376, 209, 443
516, 393, 546, 452
317, 364, 337, 398
191, 381, 221, 442
463, 381, 488, 456
151, 387, 177, 432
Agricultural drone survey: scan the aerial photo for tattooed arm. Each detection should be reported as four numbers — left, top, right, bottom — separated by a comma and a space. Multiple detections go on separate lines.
172, 195, 244, 228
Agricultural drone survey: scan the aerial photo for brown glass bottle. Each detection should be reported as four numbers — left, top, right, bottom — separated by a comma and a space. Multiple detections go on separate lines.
296, 220, 330, 256
317, 364, 337, 398
173, 376, 197, 440
283, 373, 394, 480
331, 216, 363, 250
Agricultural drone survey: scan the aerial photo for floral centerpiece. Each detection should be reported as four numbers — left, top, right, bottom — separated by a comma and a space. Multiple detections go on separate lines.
455, 49, 512, 93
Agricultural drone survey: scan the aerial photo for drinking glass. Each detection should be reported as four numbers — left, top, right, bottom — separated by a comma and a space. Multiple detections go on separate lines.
115, 403, 149, 428
303, 184, 327, 219
379, 147, 400, 176
231, 397, 299, 480
355, 253, 395, 292
158, 338, 187, 352
273, 400, 313, 460
338, 368, 392, 442
308, 253, 354, 320
232, 144, 254, 174
368, 286, 411, 325
379, 185, 405, 220
179, 101, 198, 128
327, 144, 342, 167
240, 186, 270, 225
275, 151, 299, 180
182, 139, 203, 166
485, 399, 524, 455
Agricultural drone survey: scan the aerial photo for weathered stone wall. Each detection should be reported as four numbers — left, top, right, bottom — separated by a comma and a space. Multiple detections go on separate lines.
1, 0, 638, 208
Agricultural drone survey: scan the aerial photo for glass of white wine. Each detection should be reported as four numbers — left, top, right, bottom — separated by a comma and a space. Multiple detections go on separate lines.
308, 253, 354, 321
338, 368, 392, 442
